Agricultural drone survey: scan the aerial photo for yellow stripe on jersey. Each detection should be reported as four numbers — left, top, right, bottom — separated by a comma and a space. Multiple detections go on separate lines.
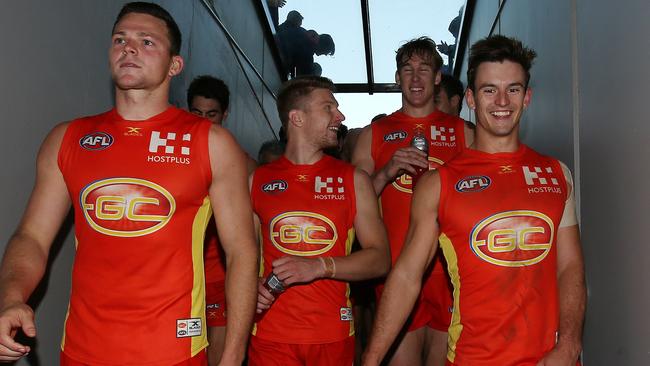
190, 196, 212, 355
344, 227, 356, 336
439, 233, 462, 363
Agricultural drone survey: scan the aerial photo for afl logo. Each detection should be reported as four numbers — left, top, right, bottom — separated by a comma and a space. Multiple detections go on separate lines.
270, 211, 337, 256
455, 176, 491, 193
384, 130, 407, 142
262, 180, 287, 193
80, 178, 176, 237
470, 210, 554, 267
80, 132, 113, 151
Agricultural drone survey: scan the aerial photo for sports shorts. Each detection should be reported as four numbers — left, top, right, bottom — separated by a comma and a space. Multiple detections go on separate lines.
61, 349, 207, 365
206, 280, 227, 327
247, 336, 354, 366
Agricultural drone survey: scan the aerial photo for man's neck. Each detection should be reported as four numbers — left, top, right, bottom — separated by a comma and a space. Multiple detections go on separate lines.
472, 130, 520, 154
400, 102, 436, 118
115, 88, 170, 121
283, 140, 324, 165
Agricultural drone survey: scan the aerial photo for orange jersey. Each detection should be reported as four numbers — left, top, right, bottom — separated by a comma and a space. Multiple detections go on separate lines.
251, 155, 356, 343
437, 145, 567, 365
204, 219, 226, 284
371, 110, 466, 269
57, 107, 211, 365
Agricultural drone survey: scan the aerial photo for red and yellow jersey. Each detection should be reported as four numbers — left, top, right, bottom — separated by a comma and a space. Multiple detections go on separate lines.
437, 145, 568, 365
371, 110, 466, 269
204, 220, 225, 284
251, 155, 357, 344
57, 107, 212, 365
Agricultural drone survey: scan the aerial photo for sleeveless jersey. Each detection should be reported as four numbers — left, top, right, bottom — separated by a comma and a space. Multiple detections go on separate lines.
251, 155, 357, 344
57, 107, 212, 365
371, 110, 466, 271
437, 145, 567, 365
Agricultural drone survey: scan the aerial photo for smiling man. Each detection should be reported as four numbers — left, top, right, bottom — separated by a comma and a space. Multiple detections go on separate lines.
363, 35, 586, 366
0, 3, 257, 365
352, 37, 473, 366
248, 76, 390, 366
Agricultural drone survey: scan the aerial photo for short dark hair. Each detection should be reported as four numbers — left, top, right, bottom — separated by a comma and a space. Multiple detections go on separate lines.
113, 2, 182, 56
395, 36, 443, 72
467, 35, 537, 91
187, 75, 230, 111
276, 76, 335, 128
438, 74, 464, 115
257, 140, 285, 165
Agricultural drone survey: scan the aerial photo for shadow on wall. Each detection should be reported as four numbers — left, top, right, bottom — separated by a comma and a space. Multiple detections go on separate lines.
15, 213, 73, 366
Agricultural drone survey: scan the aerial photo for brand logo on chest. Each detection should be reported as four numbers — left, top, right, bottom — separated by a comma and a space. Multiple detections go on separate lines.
455, 176, 491, 193
314, 176, 345, 200
80, 132, 113, 151
522, 166, 562, 194
430, 125, 457, 147
384, 130, 408, 142
80, 177, 175, 237
147, 131, 191, 165
470, 210, 554, 267
270, 212, 338, 256
262, 180, 288, 194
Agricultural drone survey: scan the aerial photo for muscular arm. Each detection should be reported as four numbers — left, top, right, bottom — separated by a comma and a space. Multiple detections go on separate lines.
351, 125, 427, 196
208, 125, 258, 366
538, 166, 585, 365
363, 171, 442, 366
0, 123, 71, 360
330, 169, 390, 280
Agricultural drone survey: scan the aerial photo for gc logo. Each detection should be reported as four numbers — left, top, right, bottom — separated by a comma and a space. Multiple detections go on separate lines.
470, 210, 554, 267
270, 211, 337, 256
391, 156, 445, 194
80, 178, 175, 237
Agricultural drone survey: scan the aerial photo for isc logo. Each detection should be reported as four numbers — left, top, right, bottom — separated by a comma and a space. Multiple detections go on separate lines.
455, 176, 491, 193
262, 180, 288, 193
270, 211, 337, 256
470, 210, 554, 267
79, 132, 113, 151
384, 130, 408, 142
80, 178, 175, 237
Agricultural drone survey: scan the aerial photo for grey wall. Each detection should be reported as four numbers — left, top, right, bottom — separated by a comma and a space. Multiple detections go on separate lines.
0, 0, 281, 364
458, 0, 650, 364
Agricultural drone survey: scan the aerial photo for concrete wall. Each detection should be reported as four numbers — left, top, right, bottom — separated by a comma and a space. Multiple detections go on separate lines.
0, 1, 281, 363
458, 0, 649, 364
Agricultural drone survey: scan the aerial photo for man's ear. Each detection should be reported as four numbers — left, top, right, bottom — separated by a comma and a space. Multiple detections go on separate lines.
288, 109, 304, 128
523, 87, 532, 108
168, 55, 184, 77
465, 88, 476, 110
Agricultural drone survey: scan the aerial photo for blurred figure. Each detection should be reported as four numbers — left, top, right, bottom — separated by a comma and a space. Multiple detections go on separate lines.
187, 75, 257, 366
435, 74, 464, 116
276, 11, 335, 77
257, 139, 285, 165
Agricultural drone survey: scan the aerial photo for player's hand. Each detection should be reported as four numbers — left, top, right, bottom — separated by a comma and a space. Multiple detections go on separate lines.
536, 345, 580, 366
0, 302, 35, 362
378, 147, 428, 182
256, 278, 276, 314
272, 256, 324, 286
